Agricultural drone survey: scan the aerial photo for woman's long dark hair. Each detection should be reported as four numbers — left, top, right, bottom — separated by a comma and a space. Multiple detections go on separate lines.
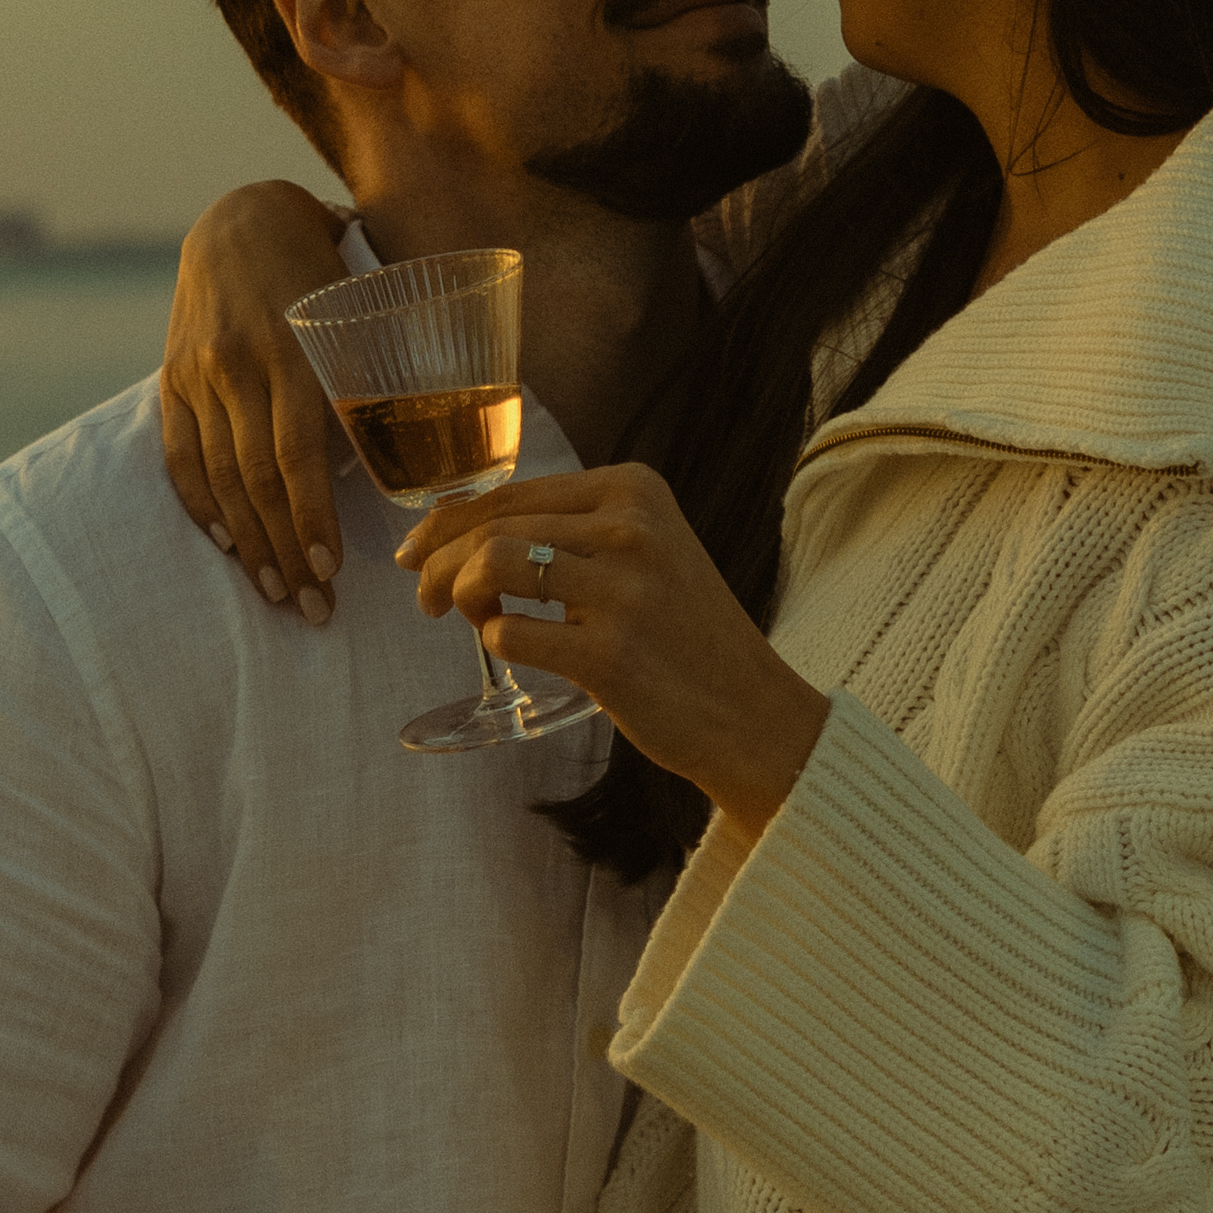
535, 0, 1213, 885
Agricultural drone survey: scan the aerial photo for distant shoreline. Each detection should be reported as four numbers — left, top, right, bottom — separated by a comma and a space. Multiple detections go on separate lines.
0, 210, 182, 273
0, 240, 182, 274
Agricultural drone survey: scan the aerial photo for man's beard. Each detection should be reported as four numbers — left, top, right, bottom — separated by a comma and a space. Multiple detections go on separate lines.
524, 51, 813, 224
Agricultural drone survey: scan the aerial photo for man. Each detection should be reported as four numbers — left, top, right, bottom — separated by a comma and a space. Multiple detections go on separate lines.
0, 0, 811, 1210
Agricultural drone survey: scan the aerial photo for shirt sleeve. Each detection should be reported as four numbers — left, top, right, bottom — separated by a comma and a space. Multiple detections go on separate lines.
0, 523, 162, 1213
610, 681, 1213, 1212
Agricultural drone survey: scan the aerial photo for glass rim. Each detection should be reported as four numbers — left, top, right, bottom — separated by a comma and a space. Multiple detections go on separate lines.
285, 248, 523, 328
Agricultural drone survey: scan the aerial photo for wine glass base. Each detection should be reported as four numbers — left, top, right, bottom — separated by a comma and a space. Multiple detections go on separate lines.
387, 461, 516, 511
399, 679, 601, 753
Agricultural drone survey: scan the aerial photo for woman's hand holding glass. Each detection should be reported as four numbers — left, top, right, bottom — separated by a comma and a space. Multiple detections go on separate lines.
398, 462, 831, 835
287, 250, 601, 751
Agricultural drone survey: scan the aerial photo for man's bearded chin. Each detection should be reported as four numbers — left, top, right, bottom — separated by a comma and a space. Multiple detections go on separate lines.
524, 52, 813, 225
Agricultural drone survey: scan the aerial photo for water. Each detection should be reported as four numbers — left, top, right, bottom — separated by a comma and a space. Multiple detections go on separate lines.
0, 246, 180, 462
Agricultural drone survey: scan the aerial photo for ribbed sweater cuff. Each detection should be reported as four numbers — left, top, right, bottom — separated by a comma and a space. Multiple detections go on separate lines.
609, 691, 1186, 1213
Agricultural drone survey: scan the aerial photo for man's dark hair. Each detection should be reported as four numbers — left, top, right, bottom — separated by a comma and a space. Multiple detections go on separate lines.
214, 0, 348, 181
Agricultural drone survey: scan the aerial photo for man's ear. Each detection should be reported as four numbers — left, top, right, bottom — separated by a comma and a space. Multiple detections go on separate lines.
272, 0, 406, 88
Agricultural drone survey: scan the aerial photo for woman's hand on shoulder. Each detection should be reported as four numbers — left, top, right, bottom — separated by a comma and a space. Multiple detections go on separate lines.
160, 180, 349, 625
399, 463, 830, 838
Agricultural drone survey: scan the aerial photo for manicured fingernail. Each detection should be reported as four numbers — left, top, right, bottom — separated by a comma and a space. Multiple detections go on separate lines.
309, 543, 337, 581
396, 537, 419, 570
210, 522, 233, 553
259, 566, 289, 603
298, 586, 331, 626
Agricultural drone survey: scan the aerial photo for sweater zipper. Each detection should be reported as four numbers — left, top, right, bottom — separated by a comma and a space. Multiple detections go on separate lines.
795, 424, 1200, 478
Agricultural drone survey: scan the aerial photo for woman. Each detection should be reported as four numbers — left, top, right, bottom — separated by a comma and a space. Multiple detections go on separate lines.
380, 0, 1213, 1206
167, 0, 1213, 1207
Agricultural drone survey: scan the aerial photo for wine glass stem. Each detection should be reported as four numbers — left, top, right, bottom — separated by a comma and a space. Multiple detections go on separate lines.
472, 627, 529, 711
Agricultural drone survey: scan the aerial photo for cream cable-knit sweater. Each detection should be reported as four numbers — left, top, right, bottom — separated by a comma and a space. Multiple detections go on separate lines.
603, 104, 1213, 1213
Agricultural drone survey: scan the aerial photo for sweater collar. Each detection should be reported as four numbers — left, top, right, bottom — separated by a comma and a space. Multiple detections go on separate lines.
803, 107, 1213, 477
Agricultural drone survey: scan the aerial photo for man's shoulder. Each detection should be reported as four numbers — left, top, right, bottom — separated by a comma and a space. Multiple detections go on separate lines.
0, 371, 206, 622
0, 372, 171, 530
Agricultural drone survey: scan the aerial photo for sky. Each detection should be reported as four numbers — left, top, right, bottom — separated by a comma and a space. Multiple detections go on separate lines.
2, 0, 852, 243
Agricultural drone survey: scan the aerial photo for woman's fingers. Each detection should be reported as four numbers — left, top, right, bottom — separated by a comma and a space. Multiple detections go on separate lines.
160, 181, 350, 624
413, 506, 625, 618
176, 364, 333, 625
163, 356, 280, 587
441, 540, 623, 713
216, 361, 335, 625
270, 383, 343, 583
161, 332, 338, 624
444, 536, 593, 628
403, 463, 660, 567
186, 373, 287, 597
480, 612, 589, 686
221, 306, 343, 589
161, 378, 233, 554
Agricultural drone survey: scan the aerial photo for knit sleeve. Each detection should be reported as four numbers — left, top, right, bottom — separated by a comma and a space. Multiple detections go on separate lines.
610, 687, 1212, 1213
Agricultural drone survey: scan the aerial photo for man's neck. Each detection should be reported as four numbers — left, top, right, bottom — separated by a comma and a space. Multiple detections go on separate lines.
355, 166, 704, 469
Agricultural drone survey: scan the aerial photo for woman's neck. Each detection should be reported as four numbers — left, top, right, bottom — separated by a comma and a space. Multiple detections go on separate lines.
964, 32, 1191, 298
971, 109, 1190, 298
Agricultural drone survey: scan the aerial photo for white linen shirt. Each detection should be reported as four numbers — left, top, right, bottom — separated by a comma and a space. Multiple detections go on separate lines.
0, 337, 666, 1210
